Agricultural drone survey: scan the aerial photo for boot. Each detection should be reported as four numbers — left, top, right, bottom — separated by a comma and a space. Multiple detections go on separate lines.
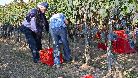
36, 51, 40, 61
32, 50, 40, 63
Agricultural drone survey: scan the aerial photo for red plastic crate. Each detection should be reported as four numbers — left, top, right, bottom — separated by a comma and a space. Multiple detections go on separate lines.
112, 30, 135, 54
39, 48, 63, 66
97, 43, 107, 50
81, 74, 94, 78
97, 30, 135, 54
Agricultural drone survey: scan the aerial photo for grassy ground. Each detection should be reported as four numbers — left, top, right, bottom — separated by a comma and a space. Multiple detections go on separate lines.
0, 37, 138, 78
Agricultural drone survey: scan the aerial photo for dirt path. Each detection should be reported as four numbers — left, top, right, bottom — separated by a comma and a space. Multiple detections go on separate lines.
0, 39, 138, 78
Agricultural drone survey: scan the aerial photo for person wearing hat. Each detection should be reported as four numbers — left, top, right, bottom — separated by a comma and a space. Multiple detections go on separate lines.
49, 11, 71, 67
20, 2, 49, 63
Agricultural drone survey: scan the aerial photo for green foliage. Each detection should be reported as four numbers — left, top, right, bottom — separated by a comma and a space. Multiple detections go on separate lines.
0, 0, 138, 26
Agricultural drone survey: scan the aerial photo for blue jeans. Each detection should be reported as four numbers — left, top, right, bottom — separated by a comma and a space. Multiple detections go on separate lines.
50, 27, 71, 65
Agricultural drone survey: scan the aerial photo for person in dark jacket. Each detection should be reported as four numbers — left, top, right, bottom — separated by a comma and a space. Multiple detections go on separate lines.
20, 2, 49, 63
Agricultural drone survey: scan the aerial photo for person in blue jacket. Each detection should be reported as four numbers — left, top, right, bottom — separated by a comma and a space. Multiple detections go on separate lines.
20, 2, 49, 63
49, 11, 71, 68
